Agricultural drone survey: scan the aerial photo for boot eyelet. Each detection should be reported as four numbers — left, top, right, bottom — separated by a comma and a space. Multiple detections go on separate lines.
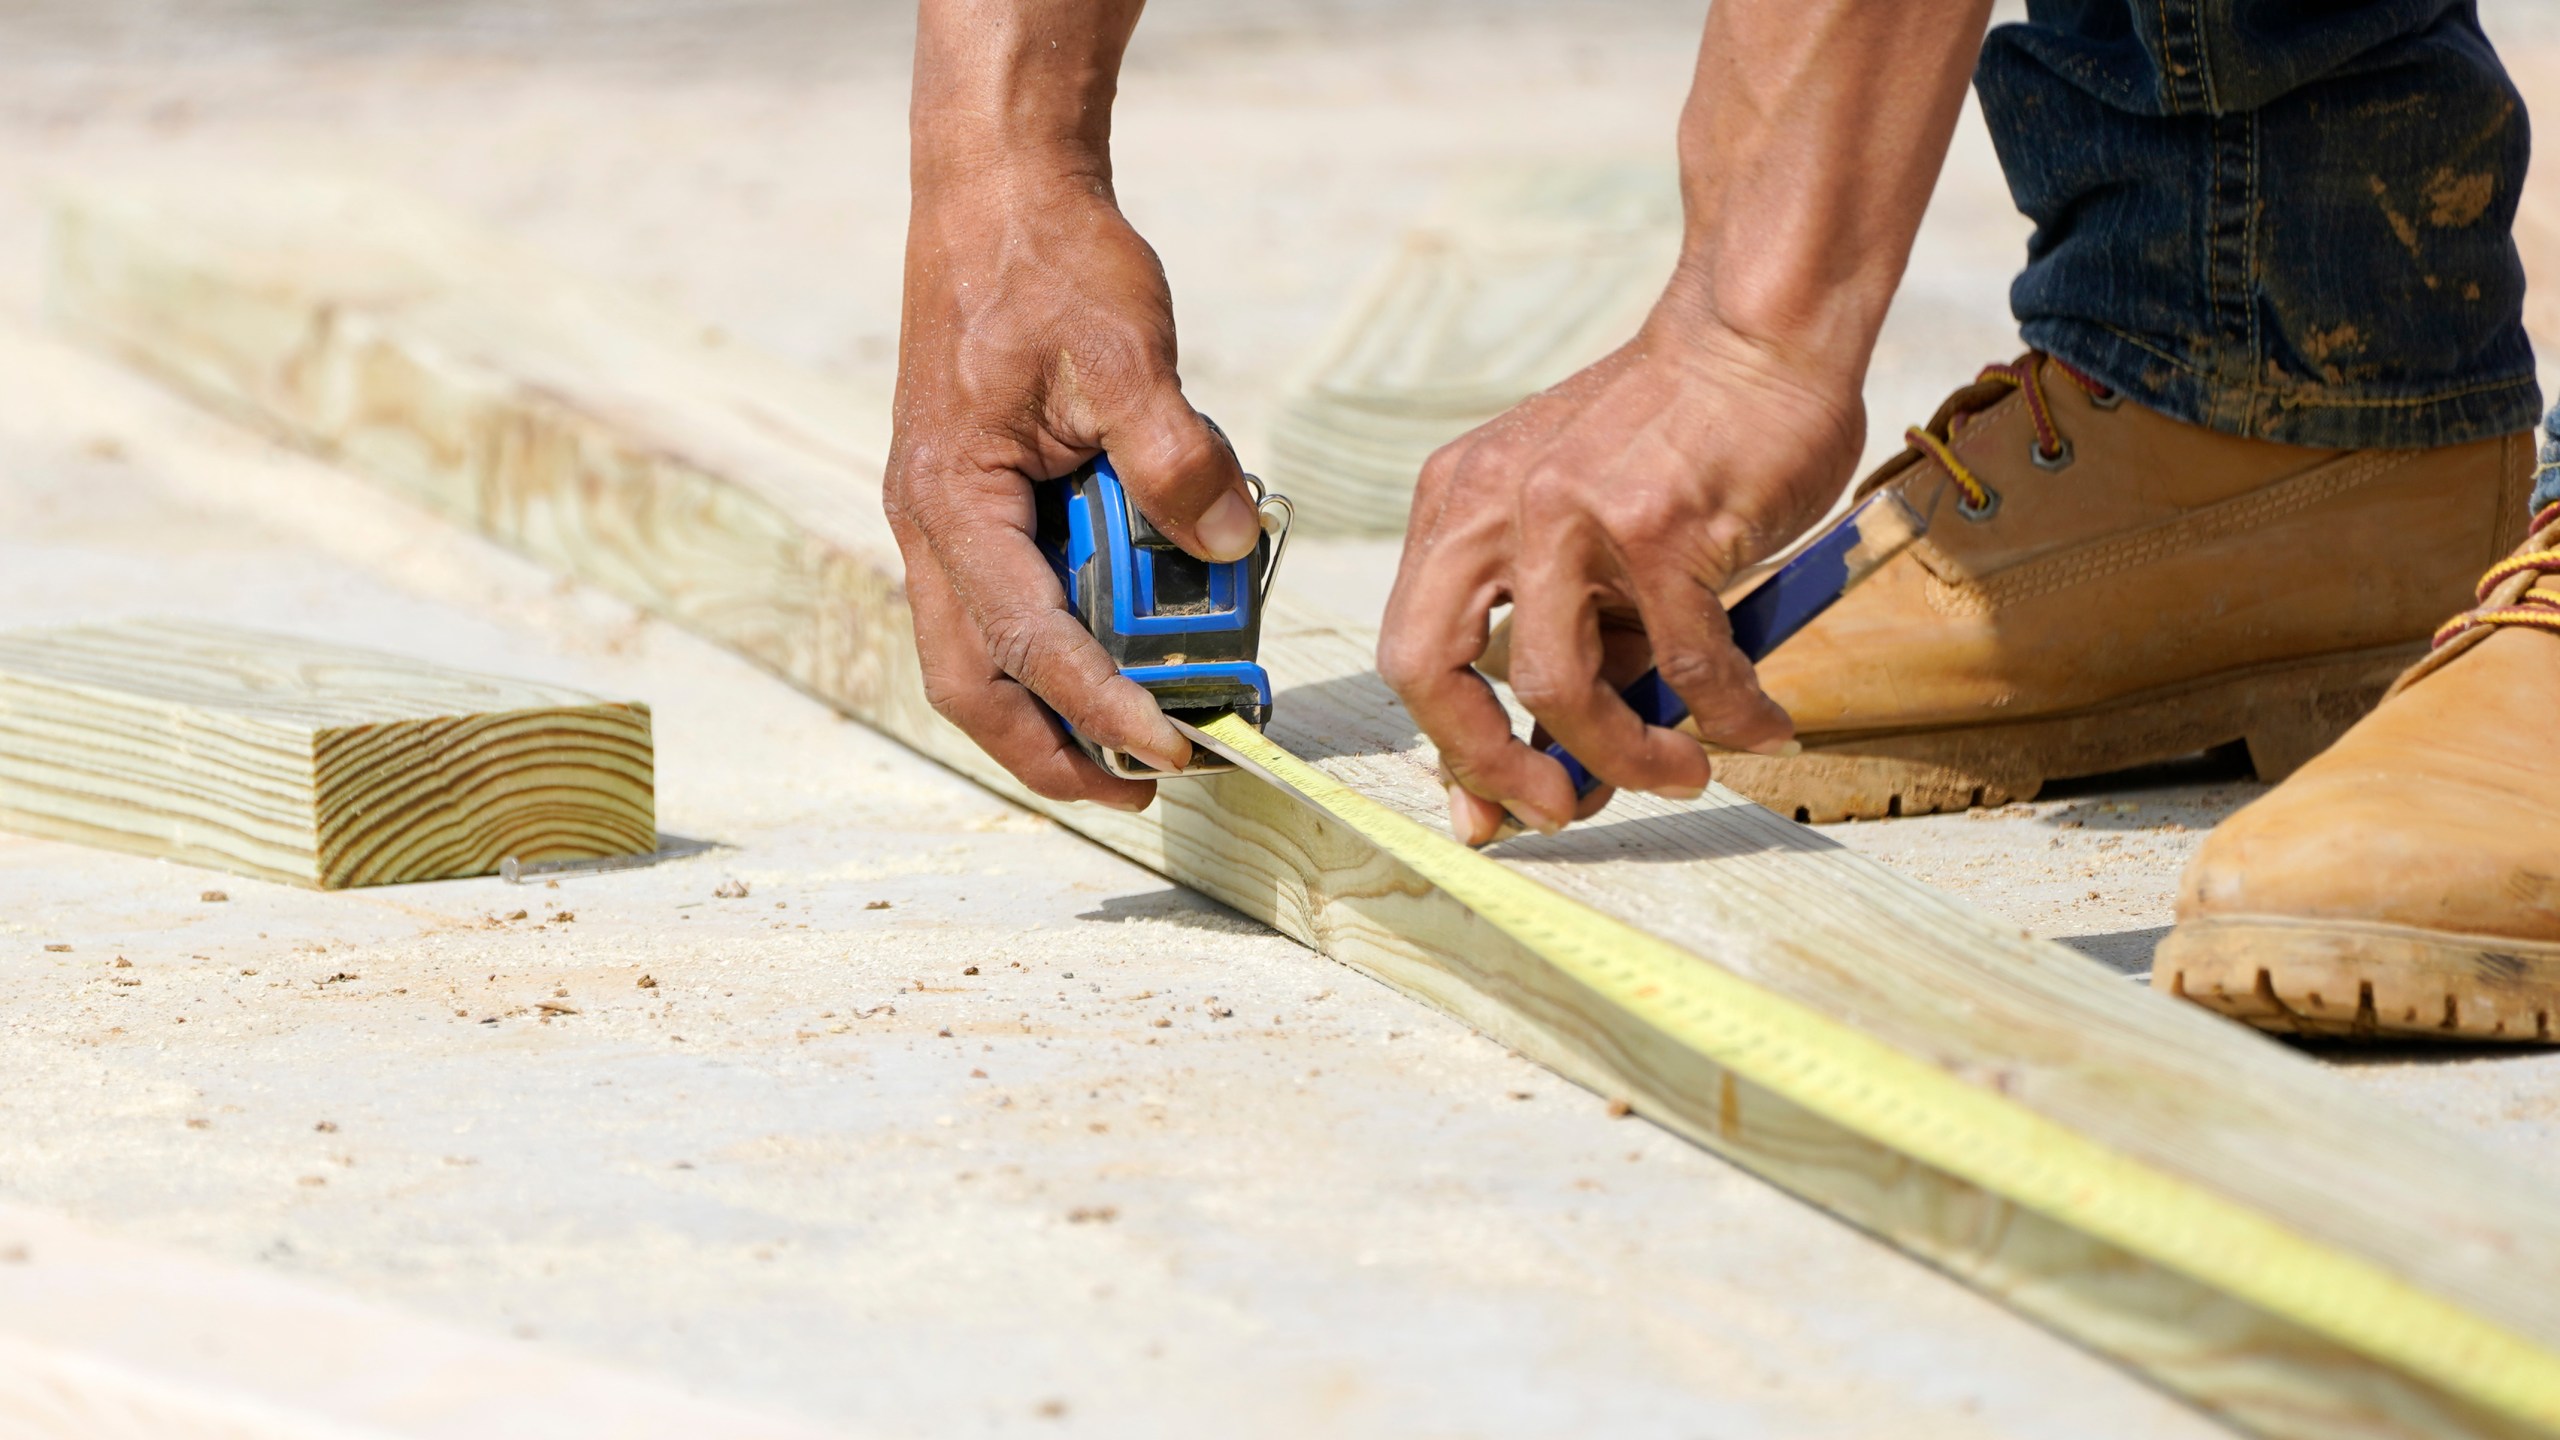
2031, 438, 2075, 472
2086, 387, 2123, 410
1956, 486, 2002, 523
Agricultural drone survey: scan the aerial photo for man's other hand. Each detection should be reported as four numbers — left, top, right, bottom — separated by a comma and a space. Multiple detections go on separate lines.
1378, 324, 1860, 845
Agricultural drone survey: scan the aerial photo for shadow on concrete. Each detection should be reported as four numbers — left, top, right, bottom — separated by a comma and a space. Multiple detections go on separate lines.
2293, 1039, 2542, 1066
2036, 742, 2262, 832
2054, 924, 2169, 980
1077, 887, 1262, 933
495, 833, 723, 885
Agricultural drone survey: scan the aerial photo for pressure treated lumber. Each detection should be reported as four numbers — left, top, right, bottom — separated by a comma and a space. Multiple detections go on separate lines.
1262, 162, 1680, 535
0, 618, 653, 887
48, 176, 2560, 1439
0, 1203, 837, 1439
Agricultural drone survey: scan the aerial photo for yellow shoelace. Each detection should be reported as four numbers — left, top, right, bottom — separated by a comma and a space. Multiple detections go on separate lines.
1899, 354, 2112, 516
2433, 499, 2560, 647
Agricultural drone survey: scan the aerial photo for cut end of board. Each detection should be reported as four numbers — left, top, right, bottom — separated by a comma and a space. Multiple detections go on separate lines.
0, 618, 655, 889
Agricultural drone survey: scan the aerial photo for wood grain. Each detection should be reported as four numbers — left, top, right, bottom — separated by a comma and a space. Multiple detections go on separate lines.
1262, 162, 1680, 535
48, 175, 2560, 1439
0, 617, 653, 887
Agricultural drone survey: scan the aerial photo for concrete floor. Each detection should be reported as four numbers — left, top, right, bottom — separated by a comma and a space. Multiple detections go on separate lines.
0, 324, 2218, 1437
1, 2, 2556, 1434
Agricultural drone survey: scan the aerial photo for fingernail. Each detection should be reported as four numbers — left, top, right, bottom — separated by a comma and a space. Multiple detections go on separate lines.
1512, 800, 1568, 837
1128, 726, 1191, 774
1196, 488, 1260, 562
1446, 783, 1476, 841
1749, 738, 1803, 759
1652, 784, 1705, 801
1132, 743, 1190, 776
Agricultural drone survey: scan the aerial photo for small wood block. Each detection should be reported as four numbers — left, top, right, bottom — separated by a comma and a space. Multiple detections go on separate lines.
0, 619, 653, 888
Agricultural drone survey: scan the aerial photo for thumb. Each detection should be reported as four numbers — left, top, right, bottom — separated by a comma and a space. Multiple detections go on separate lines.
1098, 389, 1261, 563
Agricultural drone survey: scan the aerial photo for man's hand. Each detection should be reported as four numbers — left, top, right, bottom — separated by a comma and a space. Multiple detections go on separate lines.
887, 0, 1260, 810
1379, 0, 1993, 845
1381, 321, 1858, 844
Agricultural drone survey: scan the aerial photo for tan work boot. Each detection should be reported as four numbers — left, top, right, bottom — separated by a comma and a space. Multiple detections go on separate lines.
2156, 504, 2560, 1041
1711, 353, 2534, 822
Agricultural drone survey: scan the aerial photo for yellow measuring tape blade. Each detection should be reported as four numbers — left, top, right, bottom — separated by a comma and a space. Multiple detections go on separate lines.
1197, 713, 2560, 1429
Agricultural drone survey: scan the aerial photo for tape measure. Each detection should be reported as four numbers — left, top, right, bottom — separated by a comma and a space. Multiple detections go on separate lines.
1184, 710, 2560, 1433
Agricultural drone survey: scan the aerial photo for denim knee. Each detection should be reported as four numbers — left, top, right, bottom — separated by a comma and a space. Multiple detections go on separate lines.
1977, 0, 2539, 451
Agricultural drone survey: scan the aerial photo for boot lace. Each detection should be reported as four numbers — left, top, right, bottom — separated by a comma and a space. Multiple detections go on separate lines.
2432, 501, 2560, 648
1899, 354, 2115, 519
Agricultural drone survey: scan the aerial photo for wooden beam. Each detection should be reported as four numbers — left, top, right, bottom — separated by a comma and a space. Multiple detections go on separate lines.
0, 618, 653, 888
1263, 162, 1680, 536
0, 1203, 836, 1439
48, 176, 2560, 1439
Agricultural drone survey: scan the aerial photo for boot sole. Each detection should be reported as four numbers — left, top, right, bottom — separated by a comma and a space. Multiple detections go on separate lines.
1709, 643, 2421, 823
2154, 917, 2560, 1043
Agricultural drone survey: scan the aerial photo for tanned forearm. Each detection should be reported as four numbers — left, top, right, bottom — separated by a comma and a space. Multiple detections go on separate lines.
909, 0, 1145, 200
890, 0, 1256, 806
1666, 0, 1995, 393
1381, 0, 1994, 843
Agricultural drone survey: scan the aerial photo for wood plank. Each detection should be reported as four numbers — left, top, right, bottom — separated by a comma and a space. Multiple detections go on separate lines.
46, 175, 2560, 1439
0, 1203, 841, 1439
1262, 162, 1680, 536
0, 618, 653, 888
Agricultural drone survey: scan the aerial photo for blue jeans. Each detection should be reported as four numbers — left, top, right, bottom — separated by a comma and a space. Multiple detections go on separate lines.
1975, 1, 2553, 510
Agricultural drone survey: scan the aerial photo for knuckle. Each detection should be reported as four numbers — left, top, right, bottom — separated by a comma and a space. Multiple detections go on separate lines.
881, 439, 992, 536
1698, 511, 1768, 577
921, 677, 968, 722
1408, 448, 1477, 522
1415, 438, 1468, 493
916, 652, 987, 724
1438, 750, 1499, 793
1507, 662, 1576, 717
882, 483, 942, 547
1075, 693, 1151, 750
1651, 644, 1729, 700
1432, 720, 1513, 779
1082, 323, 1168, 389
977, 608, 1054, 684
1375, 634, 1429, 694
1600, 490, 1686, 546
879, 455, 926, 528
1518, 462, 1584, 514
1130, 427, 1226, 502
1156, 424, 1222, 478
1406, 449, 1480, 533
